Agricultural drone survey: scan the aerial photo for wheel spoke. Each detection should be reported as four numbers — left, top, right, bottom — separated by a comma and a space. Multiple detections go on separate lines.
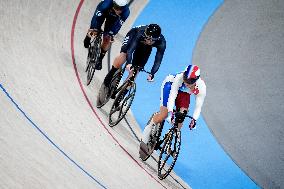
158, 127, 181, 180
109, 83, 136, 127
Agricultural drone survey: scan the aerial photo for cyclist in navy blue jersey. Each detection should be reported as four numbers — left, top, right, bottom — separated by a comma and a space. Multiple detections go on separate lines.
103, 24, 166, 89
84, 0, 130, 70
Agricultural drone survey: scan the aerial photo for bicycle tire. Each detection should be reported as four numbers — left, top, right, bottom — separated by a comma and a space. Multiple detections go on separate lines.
86, 63, 95, 86
141, 116, 164, 161
85, 49, 91, 72
157, 128, 181, 180
86, 36, 101, 85
96, 69, 122, 108
96, 83, 111, 108
139, 113, 157, 161
109, 81, 136, 127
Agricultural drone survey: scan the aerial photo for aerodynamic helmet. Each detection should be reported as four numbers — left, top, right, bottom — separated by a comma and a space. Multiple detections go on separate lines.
113, 0, 128, 9
183, 65, 200, 84
144, 24, 161, 41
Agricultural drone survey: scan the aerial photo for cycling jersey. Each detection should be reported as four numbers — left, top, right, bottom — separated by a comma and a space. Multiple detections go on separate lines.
160, 72, 206, 120
121, 25, 166, 76
90, 0, 130, 36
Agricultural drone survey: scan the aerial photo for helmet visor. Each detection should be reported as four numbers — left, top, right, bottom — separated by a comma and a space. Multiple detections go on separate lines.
183, 73, 199, 85
184, 78, 197, 85
143, 31, 160, 41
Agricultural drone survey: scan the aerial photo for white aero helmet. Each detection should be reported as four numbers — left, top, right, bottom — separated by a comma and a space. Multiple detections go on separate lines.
113, 0, 128, 7
183, 65, 200, 84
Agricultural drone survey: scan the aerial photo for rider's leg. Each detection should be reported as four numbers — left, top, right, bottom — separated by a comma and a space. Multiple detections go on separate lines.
113, 64, 138, 107
175, 91, 190, 129
103, 52, 126, 87
101, 35, 111, 57
95, 35, 112, 70
153, 106, 168, 123
141, 106, 168, 144
104, 27, 135, 86
142, 79, 173, 143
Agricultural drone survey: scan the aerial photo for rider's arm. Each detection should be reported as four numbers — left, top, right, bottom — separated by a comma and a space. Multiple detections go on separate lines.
126, 34, 139, 64
109, 8, 130, 36
90, 0, 112, 30
192, 79, 206, 120
167, 73, 184, 113
150, 36, 166, 76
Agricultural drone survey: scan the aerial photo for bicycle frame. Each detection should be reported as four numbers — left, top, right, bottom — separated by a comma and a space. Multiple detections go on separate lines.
114, 64, 149, 94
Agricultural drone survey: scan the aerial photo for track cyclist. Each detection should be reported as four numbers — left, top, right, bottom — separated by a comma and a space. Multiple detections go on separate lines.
103, 24, 166, 93
141, 65, 206, 152
83, 0, 130, 70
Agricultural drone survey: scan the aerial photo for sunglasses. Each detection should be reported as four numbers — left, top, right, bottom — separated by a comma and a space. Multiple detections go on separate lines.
144, 34, 159, 42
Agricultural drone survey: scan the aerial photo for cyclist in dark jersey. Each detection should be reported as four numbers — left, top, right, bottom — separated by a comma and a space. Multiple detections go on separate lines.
103, 24, 167, 89
83, 0, 130, 70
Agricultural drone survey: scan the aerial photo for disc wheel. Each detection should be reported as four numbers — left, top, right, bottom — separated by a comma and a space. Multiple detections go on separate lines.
96, 69, 122, 108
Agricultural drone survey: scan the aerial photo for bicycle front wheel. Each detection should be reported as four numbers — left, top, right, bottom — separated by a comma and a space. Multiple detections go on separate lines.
86, 37, 101, 85
157, 128, 181, 180
109, 82, 136, 127
85, 49, 91, 72
86, 62, 95, 86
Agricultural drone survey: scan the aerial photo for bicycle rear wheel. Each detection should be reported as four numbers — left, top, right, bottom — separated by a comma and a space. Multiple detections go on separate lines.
108, 82, 136, 127
96, 69, 122, 108
140, 116, 164, 161
157, 128, 181, 180
96, 83, 111, 108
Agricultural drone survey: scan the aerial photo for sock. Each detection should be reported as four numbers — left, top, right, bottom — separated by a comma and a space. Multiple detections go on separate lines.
103, 66, 118, 86
142, 119, 156, 144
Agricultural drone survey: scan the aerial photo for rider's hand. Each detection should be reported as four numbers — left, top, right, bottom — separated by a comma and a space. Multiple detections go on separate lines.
88, 29, 98, 37
189, 118, 196, 130
126, 64, 133, 72
147, 74, 154, 82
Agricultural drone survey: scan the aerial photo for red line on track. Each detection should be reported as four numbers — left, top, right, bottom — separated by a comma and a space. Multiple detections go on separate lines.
70, 0, 167, 188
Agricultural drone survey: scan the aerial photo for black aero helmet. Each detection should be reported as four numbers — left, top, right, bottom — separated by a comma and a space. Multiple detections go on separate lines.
144, 24, 161, 40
